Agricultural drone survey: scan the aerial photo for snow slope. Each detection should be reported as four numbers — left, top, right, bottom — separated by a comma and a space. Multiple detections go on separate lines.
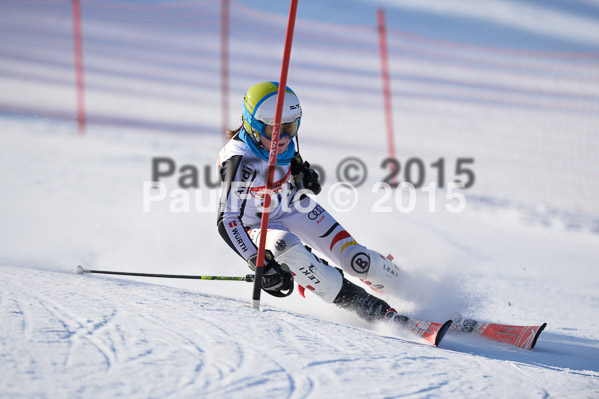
2, 265, 598, 398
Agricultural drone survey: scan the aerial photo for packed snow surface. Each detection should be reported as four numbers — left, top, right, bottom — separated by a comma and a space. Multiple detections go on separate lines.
1, 263, 598, 398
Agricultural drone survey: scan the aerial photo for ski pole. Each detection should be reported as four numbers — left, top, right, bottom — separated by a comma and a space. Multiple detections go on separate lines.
252, 0, 299, 311
76, 265, 255, 282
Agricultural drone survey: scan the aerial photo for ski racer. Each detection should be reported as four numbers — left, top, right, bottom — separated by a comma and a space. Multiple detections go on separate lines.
217, 81, 405, 323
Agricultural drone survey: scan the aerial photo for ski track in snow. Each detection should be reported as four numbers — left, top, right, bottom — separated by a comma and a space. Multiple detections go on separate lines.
1, 265, 598, 398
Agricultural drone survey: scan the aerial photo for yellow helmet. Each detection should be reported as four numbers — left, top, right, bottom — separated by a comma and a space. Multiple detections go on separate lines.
242, 82, 302, 143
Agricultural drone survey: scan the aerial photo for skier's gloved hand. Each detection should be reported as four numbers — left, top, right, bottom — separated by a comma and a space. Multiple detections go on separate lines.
300, 162, 321, 195
291, 154, 321, 195
247, 250, 294, 296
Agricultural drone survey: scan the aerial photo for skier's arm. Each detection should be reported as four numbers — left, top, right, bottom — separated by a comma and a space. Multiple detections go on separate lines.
216, 155, 294, 295
216, 155, 258, 261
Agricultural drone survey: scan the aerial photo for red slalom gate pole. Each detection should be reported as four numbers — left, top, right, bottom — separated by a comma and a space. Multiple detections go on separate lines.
220, 0, 230, 139
72, 0, 86, 135
377, 8, 395, 161
251, 0, 299, 310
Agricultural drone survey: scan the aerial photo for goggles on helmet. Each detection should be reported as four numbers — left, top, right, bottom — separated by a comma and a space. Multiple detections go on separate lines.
242, 104, 300, 141
262, 118, 300, 140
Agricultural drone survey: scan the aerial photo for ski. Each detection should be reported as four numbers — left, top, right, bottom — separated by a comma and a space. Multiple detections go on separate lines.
406, 317, 453, 347
449, 313, 546, 350
386, 311, 453, 347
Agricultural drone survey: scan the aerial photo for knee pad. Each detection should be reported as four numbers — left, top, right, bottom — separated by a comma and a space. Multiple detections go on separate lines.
263, 230, 343, 303
361, 250, 402, 294
334, 241, 372, 279
335, 244, 401, 293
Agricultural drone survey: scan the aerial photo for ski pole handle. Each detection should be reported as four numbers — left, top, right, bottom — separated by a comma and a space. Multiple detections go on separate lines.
76, 265, 255, 282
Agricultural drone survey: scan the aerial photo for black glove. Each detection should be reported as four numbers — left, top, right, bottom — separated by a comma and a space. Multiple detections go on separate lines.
291, 154, 322, 195
248, 250, 294, 296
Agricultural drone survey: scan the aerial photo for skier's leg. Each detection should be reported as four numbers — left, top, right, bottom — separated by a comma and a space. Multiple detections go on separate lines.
247, 227, 343, 303
282, 196, 402, 294
248, 226, 393, 322
248, 225, 394, 321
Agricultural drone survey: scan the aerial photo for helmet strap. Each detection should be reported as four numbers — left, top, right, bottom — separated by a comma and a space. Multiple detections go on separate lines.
294, 134, 300, 154
258, 137, 268, 151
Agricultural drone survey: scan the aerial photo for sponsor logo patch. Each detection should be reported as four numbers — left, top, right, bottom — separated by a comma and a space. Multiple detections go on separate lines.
308, 205, 325, 220
351, 252, 370, 274
249, 168, 291, 198
275, 239, 287, 252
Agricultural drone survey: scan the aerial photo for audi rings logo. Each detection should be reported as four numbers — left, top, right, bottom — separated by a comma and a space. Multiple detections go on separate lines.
308, 205, 325, 220
351, 252, 370, 274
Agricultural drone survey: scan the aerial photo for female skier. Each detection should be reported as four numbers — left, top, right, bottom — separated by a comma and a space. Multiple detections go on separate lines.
217, 81, 405, 323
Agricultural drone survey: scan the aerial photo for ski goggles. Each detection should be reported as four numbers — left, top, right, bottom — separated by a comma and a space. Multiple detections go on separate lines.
262, 118, 300, 140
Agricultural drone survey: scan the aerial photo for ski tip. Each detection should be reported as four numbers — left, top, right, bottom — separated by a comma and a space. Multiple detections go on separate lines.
76, 265, 87, 275
435, 319, 454, 347
530, 322, 547, 350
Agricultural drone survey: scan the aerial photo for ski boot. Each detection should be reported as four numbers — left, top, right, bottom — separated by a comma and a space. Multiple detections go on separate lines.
333, 277, 391, 322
